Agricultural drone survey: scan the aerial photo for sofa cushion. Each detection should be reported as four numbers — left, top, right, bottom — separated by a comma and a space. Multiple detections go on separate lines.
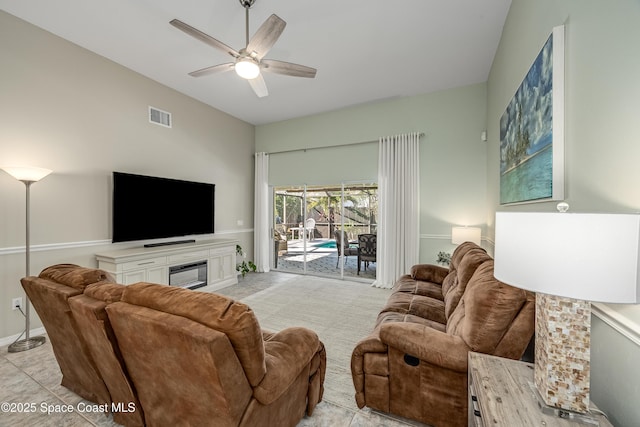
121, 282, 266, 387
254, 327, 320, 405
450, 241, 484, 266
375, 311, 446, 333
84, 282, 124, 303
393, 275, 444, 300
409, 264, 449, 283
39, 263, 114, 291
446, 260, 531, 354
380, 292, 446, 325
441, 248, 492, 320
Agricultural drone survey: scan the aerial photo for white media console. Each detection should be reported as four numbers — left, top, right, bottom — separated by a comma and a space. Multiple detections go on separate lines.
95, 239, 238, 291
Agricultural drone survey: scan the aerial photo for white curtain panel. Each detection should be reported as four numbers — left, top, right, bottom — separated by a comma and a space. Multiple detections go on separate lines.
374, 132, 421, 288
254, 152, 270, 272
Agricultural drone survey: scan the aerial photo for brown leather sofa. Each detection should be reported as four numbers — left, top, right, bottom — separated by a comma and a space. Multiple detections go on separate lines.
351, 242, 535, 427
23, 264, 326, 427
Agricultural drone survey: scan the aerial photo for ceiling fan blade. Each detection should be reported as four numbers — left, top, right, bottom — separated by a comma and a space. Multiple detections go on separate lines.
170, 19, 239, 58
248, 74, 268, 98
188, 63, 234, 77
261, 59, 317, 78
246, 14, 286, 60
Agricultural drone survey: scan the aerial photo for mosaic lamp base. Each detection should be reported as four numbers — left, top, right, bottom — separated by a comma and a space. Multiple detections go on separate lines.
533, 294, 601, 425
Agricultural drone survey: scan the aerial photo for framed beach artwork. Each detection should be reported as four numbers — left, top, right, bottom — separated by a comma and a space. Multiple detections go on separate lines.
500, 26, 565, 205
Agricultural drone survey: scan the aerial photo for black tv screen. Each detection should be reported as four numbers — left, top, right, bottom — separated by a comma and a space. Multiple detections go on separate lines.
112, 172, 215, 243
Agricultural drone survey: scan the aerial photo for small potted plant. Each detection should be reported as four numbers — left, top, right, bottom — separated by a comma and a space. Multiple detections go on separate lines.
236, 244, 257, 278
436, 251, 451, 266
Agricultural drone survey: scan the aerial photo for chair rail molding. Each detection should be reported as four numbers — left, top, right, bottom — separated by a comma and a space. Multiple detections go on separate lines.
420, 233, 449, 240
0, 240, 112, 256
0, 229, 255, 256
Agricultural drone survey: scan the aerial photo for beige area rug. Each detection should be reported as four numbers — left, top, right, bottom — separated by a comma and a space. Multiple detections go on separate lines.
240, 275, 428, 426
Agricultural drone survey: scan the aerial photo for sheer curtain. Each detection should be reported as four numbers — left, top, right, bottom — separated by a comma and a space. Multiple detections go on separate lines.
254, 152, 270, 272
373, 132, 421, 288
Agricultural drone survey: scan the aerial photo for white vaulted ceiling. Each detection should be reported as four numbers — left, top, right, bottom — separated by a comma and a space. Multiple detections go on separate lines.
0, 0, 511, 125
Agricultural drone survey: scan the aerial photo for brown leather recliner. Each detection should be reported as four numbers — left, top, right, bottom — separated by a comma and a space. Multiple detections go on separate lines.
106, 282, 326, 427
21, 264, 113, 404
351, 249, 535, 427
68, 283, 145, 427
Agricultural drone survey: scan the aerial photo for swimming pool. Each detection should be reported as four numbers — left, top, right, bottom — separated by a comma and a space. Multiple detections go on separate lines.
314, 241, 336, 249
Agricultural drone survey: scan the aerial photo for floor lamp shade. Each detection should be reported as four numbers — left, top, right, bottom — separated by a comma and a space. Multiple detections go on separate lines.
494, 211, 640, 416
2, 166, 52, 182
2, 166, 52, 353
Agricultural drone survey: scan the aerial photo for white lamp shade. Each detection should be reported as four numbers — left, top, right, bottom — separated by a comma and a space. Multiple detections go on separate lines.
494, 211, 640, 303
1, 166, 52, 182
235, 59, 260, 79
451, 226, 481, 245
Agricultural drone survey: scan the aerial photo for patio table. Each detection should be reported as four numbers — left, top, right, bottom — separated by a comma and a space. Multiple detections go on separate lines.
289, 227, 303, 240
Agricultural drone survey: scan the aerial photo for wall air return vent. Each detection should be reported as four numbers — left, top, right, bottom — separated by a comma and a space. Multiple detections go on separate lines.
149, 106, 172, 128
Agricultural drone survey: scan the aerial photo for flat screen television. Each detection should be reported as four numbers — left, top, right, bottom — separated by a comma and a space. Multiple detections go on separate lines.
112, 172, 215, 244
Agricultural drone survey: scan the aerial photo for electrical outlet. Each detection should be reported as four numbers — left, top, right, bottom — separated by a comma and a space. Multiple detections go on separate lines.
12, 297, 23, 311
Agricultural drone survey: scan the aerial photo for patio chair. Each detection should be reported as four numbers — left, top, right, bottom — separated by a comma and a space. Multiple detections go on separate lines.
357, 234, 377, 275
273, 227, 288, 268
335, 229, 358, 267
305, 218, 316, 240
274, 225, 288, 255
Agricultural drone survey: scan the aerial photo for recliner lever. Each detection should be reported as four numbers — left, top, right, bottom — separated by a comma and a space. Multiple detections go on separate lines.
404, 354, 420, 366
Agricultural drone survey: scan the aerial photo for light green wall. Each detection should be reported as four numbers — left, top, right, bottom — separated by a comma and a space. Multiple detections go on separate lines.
486, 1, 640, 425
268, 142, 378, 186
0, 11, 255, 340
257, 83, 488, 263
486, 0, 640, 225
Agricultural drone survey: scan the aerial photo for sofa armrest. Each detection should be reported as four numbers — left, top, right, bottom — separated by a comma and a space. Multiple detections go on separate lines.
379, 322, 469, 373
253, 327, 321, 405
350, 333, 388, 408
410, 264, 449, 284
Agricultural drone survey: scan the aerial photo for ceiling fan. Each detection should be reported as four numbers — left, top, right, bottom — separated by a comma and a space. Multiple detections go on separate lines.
170, 0, 317, 98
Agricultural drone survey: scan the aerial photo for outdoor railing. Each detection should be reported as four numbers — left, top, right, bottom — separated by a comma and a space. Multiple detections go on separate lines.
281, 222, 376, 241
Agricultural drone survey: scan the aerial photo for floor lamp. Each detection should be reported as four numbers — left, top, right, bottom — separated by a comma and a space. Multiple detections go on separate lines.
494, 207, 640, 424
2, 166, 52, 353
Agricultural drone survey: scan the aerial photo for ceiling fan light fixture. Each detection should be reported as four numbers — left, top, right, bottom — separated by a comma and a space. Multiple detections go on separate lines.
235, 59, 260, 79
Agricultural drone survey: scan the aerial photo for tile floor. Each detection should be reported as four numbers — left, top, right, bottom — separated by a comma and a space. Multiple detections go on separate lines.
0, 271, 423, 427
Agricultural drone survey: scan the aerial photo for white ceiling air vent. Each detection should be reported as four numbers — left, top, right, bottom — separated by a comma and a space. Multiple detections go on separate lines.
149, 106, 172, 128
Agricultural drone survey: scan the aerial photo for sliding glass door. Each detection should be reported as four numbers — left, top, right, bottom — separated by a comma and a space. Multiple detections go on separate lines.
273, 182, 377, 281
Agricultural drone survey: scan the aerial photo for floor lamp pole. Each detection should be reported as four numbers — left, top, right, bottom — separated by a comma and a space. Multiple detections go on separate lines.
8, 179, 46, 353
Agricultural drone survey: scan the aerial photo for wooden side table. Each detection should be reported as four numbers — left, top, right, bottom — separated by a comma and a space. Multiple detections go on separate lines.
468, 352, 613, 427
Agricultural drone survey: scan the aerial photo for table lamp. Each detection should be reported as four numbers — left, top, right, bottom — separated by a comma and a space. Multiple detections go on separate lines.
2, 166, 52, 352
494, 207, 640, 423
451, 226, 481, 246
